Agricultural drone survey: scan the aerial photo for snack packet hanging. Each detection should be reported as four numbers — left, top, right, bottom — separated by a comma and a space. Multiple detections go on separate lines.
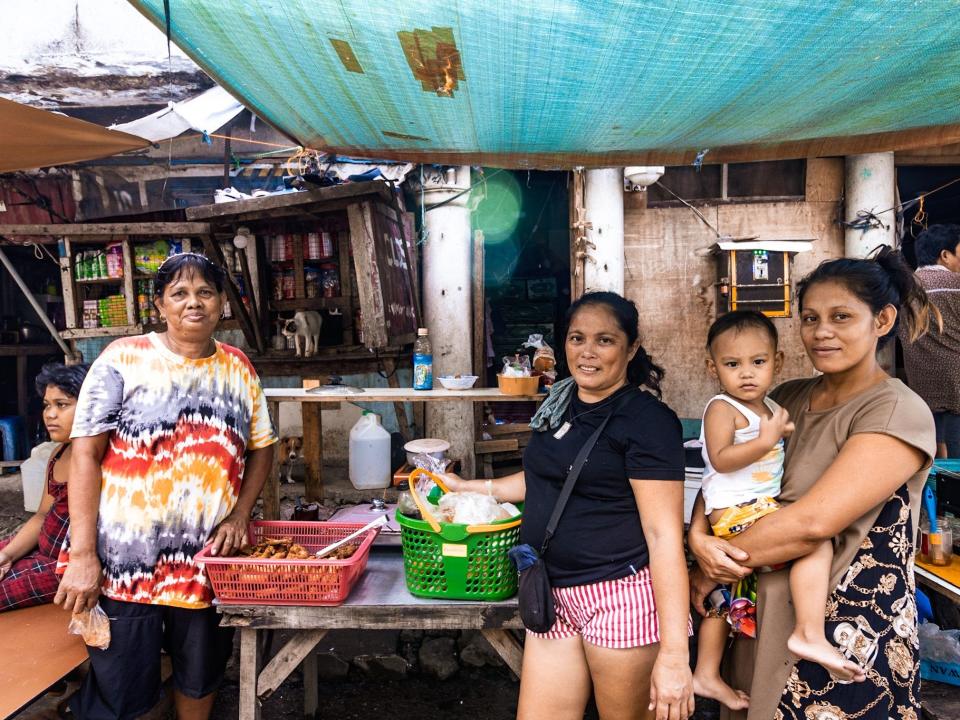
522, 334, 557, 382
69, 604, 111, 650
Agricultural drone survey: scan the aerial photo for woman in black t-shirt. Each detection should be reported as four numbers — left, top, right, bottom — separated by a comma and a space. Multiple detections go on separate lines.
444, 292, 693, 720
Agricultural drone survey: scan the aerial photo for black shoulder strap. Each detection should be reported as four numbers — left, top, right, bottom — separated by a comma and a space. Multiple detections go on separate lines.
540, 389, 634, 556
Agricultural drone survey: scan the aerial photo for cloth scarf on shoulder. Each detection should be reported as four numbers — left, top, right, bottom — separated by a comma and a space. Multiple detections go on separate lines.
529, 376, 577, 432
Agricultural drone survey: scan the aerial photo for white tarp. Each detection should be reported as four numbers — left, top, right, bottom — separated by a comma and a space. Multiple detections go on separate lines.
111, 86, 244, 142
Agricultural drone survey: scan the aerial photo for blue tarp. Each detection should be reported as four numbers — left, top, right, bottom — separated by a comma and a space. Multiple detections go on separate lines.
129, 1, 960, 168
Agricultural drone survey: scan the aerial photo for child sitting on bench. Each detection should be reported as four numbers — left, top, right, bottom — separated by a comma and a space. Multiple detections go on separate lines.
0, 363, 88, 611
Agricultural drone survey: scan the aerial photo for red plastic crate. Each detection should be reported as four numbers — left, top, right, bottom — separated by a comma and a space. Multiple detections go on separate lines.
194, 521, 379, 606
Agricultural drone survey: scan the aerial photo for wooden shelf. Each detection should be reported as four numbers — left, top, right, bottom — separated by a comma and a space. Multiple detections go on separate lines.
61, 325, 140, 340
263, 387, 546, 403
75, 277, 123, 285
0, 344, 61, 357
269, 297, 350, 312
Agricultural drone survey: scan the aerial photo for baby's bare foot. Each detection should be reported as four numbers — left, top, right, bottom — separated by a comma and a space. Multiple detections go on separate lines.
787, 632, 866, 682
693, 671, 750, 710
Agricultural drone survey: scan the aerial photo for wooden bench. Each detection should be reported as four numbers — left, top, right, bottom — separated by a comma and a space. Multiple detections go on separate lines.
0, 604, 87, 719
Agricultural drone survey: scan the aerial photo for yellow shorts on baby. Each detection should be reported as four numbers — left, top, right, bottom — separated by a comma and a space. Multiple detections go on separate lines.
710, 495, 780, 539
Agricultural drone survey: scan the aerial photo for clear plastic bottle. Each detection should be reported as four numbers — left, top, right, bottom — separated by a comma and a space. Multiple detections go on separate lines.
413, 327, 433, 390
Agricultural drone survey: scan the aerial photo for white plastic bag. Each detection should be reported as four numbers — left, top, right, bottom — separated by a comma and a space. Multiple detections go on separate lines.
919, 622, 960, 663
69, 604, 111, 650
438, 492, 511, 524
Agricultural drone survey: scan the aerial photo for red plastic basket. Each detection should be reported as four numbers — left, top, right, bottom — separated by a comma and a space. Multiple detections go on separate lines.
194, 521, 379, 606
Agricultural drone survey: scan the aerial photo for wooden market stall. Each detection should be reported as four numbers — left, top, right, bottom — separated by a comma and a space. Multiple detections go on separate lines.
0, 180, 423, 499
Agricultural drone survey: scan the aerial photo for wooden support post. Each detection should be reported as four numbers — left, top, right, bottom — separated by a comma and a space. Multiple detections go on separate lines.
384, 357, 412, 441
237, 243, 261, 328
200, 235, 264, 354
302, 402, 323, 502
263, 400, 282, 520
480, 629, 524, 679
16, 355, 28, 418
239, 629, 262, 720
336, 230, 354, 345
302, 650, 318, 719
121, 238, 137, 327
256, 630, 328, 698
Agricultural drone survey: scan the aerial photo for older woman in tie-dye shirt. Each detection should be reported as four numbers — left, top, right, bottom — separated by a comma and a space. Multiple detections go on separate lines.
56, 253, 277, 720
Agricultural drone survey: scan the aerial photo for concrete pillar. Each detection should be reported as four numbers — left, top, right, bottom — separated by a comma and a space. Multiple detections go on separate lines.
844, 152, 896, 373
419, 166, 476, 477
583, 168, 625, 294
844, 153, 895, 257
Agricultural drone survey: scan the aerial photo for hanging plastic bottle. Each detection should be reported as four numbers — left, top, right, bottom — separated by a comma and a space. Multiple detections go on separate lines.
413, 327, 433, 390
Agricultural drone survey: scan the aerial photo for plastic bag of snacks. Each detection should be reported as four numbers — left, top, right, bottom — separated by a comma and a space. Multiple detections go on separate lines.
69, 604, 111, 650
501, 354, 532, 378
522, 334, 557, 384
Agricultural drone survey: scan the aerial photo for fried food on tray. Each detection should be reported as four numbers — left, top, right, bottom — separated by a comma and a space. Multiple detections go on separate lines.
328, 543, 359, 560
241, 537, 311, 559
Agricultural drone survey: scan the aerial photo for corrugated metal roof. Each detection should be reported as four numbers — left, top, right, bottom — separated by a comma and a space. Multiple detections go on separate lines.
129, 1, 960, 168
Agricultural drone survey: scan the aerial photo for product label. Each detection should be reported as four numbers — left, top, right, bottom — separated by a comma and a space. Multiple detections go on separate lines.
441, 543, 467, 558
413, 353, 433, 390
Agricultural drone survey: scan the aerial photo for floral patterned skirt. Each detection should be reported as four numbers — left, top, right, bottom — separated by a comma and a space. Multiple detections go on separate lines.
776, 486, 920, 720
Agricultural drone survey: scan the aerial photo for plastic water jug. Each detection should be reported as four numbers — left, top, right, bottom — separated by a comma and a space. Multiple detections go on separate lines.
21, 442, 57, 512
349, 412, 392, 490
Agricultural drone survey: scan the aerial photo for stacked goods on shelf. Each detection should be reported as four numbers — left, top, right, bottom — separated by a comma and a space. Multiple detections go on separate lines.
268, 228, 341, 302
82, 300, 99, 329
136, 279, 160, 326
133, 240, 171, 274
98, 295, 127, 327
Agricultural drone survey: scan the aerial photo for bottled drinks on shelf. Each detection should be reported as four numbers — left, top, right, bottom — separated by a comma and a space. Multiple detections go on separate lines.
413, 327, 433, 391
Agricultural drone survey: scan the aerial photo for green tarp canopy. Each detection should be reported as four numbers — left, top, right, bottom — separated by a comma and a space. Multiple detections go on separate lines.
130, 1, 960, 168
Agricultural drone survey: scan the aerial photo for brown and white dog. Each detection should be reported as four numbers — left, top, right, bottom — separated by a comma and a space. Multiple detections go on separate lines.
279, 435, 304, 483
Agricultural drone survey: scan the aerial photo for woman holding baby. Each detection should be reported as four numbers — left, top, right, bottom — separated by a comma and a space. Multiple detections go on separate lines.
690, 249, 937, 720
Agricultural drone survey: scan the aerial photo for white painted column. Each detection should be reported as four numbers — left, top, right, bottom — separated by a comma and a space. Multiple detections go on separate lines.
420, 166, 475, 477
845, 152, 897, 373
584, 168, 625, 294
844, 152, 896, 257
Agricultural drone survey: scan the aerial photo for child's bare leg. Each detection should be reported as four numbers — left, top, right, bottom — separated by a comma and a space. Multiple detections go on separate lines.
786, 540, 866, 682
693, 616, 750, 710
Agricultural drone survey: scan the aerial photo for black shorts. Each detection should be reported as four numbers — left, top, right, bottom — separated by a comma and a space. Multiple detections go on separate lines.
70, 596, 235, 720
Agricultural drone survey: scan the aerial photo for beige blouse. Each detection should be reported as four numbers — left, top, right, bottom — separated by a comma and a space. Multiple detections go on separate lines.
723, 377, 935, 720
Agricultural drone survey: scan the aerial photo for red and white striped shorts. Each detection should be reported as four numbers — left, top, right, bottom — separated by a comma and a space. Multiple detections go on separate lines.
527, 566, 693, 649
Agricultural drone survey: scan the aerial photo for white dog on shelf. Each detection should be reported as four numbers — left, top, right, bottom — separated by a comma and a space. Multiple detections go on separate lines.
281, 310, 323, 357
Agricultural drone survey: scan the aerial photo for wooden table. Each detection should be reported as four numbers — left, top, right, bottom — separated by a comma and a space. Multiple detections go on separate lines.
218, 551, 523, 720
261, 387, 544, 518
0, 604, 88, 718
916, 556, 960, 605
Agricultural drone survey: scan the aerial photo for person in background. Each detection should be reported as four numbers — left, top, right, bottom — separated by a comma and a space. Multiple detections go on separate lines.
55, 252, 277, 720
0, 363, 89, 611
444, 291, 693, 720
900, 223, 960, 457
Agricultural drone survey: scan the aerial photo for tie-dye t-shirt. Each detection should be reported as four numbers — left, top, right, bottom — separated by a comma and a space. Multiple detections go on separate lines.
66, 332, 277, 609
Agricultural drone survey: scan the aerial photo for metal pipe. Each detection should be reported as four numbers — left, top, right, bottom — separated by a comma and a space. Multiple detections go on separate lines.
0, 247, 75, 359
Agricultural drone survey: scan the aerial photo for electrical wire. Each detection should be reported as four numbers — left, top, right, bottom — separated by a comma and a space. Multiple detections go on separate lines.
650, 179, 721, 237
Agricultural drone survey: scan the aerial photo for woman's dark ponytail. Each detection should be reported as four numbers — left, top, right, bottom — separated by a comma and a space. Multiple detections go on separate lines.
558, 291, 665, 397
797, 246, 941, 344
873, 246, 941, 341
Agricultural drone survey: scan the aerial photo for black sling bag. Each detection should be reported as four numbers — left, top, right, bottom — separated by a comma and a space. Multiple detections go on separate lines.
509, 391, 632, 633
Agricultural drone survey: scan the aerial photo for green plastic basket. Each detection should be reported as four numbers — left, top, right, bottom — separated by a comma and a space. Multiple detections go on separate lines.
396, 473, 522, 601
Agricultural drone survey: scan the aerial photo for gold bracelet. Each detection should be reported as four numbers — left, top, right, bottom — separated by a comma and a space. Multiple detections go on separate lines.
485, 479, 493, 496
